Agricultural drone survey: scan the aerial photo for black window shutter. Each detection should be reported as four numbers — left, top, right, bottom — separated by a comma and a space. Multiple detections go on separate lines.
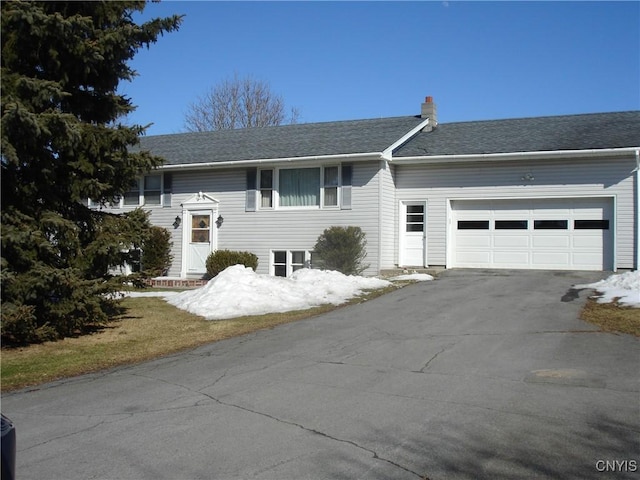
163, 173, 172, 207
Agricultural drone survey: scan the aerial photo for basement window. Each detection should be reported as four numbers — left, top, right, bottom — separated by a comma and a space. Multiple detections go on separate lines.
271, 250, 314, 277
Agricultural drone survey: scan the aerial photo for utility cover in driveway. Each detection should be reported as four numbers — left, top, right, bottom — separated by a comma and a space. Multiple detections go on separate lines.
451, 198, 614, 270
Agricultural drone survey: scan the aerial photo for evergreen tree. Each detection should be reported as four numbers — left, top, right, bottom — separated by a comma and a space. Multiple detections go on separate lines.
1, 1, 182, 344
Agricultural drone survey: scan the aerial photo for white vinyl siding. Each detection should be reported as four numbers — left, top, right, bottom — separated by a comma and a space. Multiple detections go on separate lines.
394, 156, 636, 270
379, 161, 398, 270
160, 161, 382, 277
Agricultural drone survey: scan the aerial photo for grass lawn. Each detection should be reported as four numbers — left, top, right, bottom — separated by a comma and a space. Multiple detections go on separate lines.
2, 285, 638, 393
1, 285, 397, 392
580, 298, 640, 336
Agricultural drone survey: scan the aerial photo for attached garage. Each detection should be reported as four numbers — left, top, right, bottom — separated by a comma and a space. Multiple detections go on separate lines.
450, 198, 614, 271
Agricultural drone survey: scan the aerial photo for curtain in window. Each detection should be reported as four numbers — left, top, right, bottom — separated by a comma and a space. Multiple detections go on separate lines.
279, 168, 320, 206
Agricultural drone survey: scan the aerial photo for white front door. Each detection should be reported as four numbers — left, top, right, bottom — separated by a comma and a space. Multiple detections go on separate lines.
400, 201, 426, 267
180, 193, 220, 277
186, 210, 214, 275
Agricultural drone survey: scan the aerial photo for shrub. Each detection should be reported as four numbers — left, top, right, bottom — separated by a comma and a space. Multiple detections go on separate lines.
206, 250, 258, 278
313, 226, 369, 275
0, 303, 57, 346
141, 226, 173, 277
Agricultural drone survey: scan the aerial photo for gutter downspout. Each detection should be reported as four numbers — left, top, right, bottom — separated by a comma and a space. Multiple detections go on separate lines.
636, 149, 640, 270
378, 160, 384, 275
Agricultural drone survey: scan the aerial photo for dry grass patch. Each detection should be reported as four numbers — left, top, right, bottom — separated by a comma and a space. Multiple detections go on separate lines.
581, 298, 640, 336
1, 284, 397, 392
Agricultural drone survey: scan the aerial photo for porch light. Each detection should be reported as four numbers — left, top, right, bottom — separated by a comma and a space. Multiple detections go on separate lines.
173, 216, 181, 228
216, 215, 224, 228
521, 172, 535, 182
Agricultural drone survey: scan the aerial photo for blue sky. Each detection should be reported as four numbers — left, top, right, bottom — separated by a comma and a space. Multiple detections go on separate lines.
120, 1, 640, 136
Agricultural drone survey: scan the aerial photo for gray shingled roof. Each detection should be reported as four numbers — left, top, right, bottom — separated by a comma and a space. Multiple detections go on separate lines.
393, 111, 640, 157
139, 116, 425, 165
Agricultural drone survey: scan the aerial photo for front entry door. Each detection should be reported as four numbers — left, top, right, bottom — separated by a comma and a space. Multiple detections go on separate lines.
400, 201, 426, 267
186, 210, 214, 275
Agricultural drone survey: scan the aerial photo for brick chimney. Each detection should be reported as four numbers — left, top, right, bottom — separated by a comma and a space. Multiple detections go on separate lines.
420, 96, 437, 131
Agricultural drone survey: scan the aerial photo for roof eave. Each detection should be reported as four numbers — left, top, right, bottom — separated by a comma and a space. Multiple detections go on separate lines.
381, 117, 432, 160
390, 147, 640, 165
157, 151, 385, 171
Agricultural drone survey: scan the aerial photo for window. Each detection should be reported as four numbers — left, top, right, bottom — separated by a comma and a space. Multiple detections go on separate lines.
291, 251, 306, 273
191, 215, 210, 243
458, 220, 490, 230
144, 175, 162, 205
260, 169, 273, 208
271, 250, 314, 277
124, 179, 141, 206
280, 168, 321, 207
495, 220, 528, 230
273, 251, 287, 277
575, 220, 609, 230
534, 220, 568, 230
323, 166, 339, 207
122, 174, 167, 207
406, 205, 424, 232
250, 166, 346, 210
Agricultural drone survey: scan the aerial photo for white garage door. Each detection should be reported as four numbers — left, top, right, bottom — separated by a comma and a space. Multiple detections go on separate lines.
451, 198, 613, 270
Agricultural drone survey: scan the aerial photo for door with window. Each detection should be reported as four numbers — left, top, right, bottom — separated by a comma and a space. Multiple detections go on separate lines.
400, 201, 427, 267
186, 210, 213, 274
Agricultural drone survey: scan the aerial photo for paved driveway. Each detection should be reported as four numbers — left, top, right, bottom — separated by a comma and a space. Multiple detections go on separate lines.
3, 270, 639, 480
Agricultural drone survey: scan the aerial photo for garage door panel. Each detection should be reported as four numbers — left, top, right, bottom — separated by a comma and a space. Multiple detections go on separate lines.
451, 198, 613, 271
456, 251, 492, 264
494, 235, 529, 248
493, 252, 530, 265
572, 252, 603, 266
457, 235, 491, 247
532, 236, 571, 248
572, 235, 604, 249
531, 252, 571, 266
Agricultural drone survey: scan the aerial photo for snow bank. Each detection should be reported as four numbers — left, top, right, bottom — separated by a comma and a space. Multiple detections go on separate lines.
166, 265, 391, 320
390, 273, 434, 282
575, 271, 640, 308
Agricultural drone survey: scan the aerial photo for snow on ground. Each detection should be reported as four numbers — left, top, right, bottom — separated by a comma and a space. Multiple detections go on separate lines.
390, 273, 434, 282
575, 271, 640, 308
163, 265, 393, 320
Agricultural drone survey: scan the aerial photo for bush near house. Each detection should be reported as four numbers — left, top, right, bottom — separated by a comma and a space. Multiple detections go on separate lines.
141, 227, 173, 277
206, 250, 259, 278
314, 226, 369, 275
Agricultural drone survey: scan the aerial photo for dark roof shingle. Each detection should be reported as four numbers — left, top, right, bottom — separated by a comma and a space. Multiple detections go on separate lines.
139, 116, 425, 165
393, 111, 640, 157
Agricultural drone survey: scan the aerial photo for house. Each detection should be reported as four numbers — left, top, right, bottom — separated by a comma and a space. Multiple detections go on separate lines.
108, 97, 640, 278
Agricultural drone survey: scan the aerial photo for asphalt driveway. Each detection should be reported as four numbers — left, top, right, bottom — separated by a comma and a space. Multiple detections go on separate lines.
3, 270, 639, 480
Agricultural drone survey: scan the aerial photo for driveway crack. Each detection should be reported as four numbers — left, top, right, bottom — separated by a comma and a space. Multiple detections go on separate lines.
415, 343, 456, 373
199, 390, 424, 478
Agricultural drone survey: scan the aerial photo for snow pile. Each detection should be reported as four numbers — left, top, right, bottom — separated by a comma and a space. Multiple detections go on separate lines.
166, 265, 392, 320
390, 273, 434, 282
575, 271, 640, 308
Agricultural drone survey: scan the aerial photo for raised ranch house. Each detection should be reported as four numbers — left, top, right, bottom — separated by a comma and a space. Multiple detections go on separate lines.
98, 98, 640, 280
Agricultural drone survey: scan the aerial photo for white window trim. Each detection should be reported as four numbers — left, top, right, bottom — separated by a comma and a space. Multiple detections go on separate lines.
258, 165, 342, 211
119, 174, 167, 208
